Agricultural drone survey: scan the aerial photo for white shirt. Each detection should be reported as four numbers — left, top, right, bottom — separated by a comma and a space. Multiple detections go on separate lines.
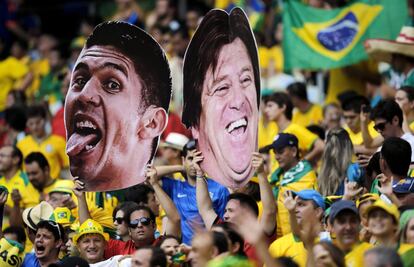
90, 255, 131, 267
401, 132, 414, 162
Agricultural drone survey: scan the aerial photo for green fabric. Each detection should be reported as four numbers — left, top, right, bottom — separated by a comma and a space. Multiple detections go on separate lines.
283, 0, 407, 70
403, 69, 414, 87
270, 160, 313, 198
370, 178, 379, 194
207, 256, 253, 267
399, 209, 414, 232
401, 247, 414, 267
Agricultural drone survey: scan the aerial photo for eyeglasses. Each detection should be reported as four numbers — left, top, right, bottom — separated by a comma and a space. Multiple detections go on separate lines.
129, 217, 152, 228
114, 217, 125, 224
374, 121, 388, 132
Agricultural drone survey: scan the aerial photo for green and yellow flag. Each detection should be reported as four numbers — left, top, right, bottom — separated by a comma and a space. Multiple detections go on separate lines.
283, 0, 407, 70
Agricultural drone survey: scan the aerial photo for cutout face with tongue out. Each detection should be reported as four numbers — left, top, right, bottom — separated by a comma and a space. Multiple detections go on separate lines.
191, 38, 258, 188
65, 45, 168, 191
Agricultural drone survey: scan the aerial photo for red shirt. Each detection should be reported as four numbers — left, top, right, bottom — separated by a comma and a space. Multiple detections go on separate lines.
52, 107, 66, 139
104, 239, 136, 259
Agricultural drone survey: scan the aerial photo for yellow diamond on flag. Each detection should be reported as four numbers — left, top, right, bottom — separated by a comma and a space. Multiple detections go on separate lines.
292, 3, 382, 61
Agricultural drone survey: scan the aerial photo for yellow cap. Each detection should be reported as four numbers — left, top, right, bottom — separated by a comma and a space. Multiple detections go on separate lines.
73, 219, 109, 245
49, 180, 75, 195
356, 193, 379, 208
365, 199, 400, 223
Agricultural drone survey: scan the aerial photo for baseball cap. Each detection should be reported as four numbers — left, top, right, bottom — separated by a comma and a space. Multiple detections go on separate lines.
399, 209, 414, 232
270, 133, 298, 151
48, 180, 75, 195
365, 199, 400, 223
160, 132, 190, 151
73, 219, 109, 245
329, 200, 359, 224
392, 178, 414, 194
292, 189, 326, 210
22, 201, 54, 230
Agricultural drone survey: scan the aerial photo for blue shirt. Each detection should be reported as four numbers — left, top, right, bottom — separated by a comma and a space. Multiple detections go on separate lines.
22, 253, 59, 267
162, 177, 229, 245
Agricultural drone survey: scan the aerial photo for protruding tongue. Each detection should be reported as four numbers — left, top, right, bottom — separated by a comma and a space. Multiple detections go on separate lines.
66, 132, 97, 156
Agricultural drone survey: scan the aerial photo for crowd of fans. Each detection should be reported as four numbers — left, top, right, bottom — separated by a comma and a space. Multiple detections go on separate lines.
1, 0, 414, 266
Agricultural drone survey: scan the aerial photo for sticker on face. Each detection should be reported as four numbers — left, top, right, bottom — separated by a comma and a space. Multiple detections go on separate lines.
182, 8, 260, 188
65, 21, 171, 191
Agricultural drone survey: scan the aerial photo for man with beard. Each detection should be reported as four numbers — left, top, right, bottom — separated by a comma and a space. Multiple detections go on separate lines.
65, 21, 171, 191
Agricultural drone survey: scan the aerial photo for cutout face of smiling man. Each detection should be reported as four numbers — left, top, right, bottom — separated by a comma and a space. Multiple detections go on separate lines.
182, 8, 260, 188
65, 21, 171, 191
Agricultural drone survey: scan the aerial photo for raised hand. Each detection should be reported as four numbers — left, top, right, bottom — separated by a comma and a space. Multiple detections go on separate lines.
146, 164, 159, 186
0, 190, 8, 206
251, 152, 265, 175
283, 190, 297, 212
191, 150, 204, 177
376, 174, 393, 197
343, 178, 363, 200
73, 178, 85, 199
11, 189, 22, 206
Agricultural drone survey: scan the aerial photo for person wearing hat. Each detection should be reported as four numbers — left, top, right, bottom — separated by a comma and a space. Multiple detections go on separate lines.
392, 177, 414, 207
329, 200, 372, 267
73, 219, 109, 264
269, 189, 325, 267
263, 92, 325, 166
22, 201, 54, 246
22, 220, 65, 267
399, 209, 414, 244
267, 133, 317, 237
366, 199, 400, 246
365, 25, 414, 89
159, 132, 190, 167
47, 180, 75, 210
356, 193, 379, 242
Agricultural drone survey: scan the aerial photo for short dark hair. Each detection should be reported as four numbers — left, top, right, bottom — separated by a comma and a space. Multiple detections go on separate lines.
36, 220, 64, 241
399, 86, 414, 102
24, 152, 50, 171
212, 231, 229, 254
182, 7, 260, 128
125, 184, 155, 205
3, 226, 27, 245
112, 201, 140, 219
212, 222, 245, 257
86, 21, 172, 156
381, 137, 412, 176
126, 205, 156, 225
155, 235, 181, 247
341, 96, 369, 113
4, 106, 26, 131
228, 193, 259, 217
26, 105, 47, 120
286, 82, 308, 101
371, 100, 403, 128
137, 246, 167, 267
317, 241, 345, 267
263, 92, 293, 120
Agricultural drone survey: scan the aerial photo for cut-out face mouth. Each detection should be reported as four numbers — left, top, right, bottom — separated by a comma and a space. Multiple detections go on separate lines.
67, 114, 103, 157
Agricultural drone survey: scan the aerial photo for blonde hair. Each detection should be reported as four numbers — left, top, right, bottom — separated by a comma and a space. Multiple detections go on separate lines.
318, 128, 354, 196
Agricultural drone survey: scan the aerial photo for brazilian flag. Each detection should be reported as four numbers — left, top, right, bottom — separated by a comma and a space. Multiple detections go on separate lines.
283, 0, 407, 70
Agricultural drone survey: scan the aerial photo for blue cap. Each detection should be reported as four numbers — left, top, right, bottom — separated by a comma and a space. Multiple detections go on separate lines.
393, 178, 414, 194
292, 189, 325, 210
329, 200, 359, 224
271, 133, 299, 151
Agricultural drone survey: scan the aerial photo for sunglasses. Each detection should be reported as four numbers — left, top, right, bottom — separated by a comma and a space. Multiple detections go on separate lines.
374, 121, 388, 132
114, 217, 125, 224
129, 217, 152, 228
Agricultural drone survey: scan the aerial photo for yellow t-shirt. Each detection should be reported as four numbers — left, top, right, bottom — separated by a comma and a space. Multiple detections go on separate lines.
258, 45, 284, 75
283, 123, 319, 155
344, 122, 379, 146
269, 233, 307, 267
0, 170, 38, 209
17, 135, 69, 179
345, 242, 372, 267
25, 58, 50, 100
292, 104, 323, 128
272, 162, 318, 237
258, 118, 279, 171
0, 57, 29, 111
409, 121, 414, 133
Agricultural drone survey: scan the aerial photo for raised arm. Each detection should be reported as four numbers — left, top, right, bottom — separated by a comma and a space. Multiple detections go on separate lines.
146, 165, 181, 238
154, 165, 185, 178
252, 152, 277, 236
283, 190, 300, 237
194, 150, 218, 229
73, 179, 91, 224
304, 139, 324, 165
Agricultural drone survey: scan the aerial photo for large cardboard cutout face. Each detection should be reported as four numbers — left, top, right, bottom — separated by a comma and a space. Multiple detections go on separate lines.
65, 21, 171, 191
182, 8, 260, 188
